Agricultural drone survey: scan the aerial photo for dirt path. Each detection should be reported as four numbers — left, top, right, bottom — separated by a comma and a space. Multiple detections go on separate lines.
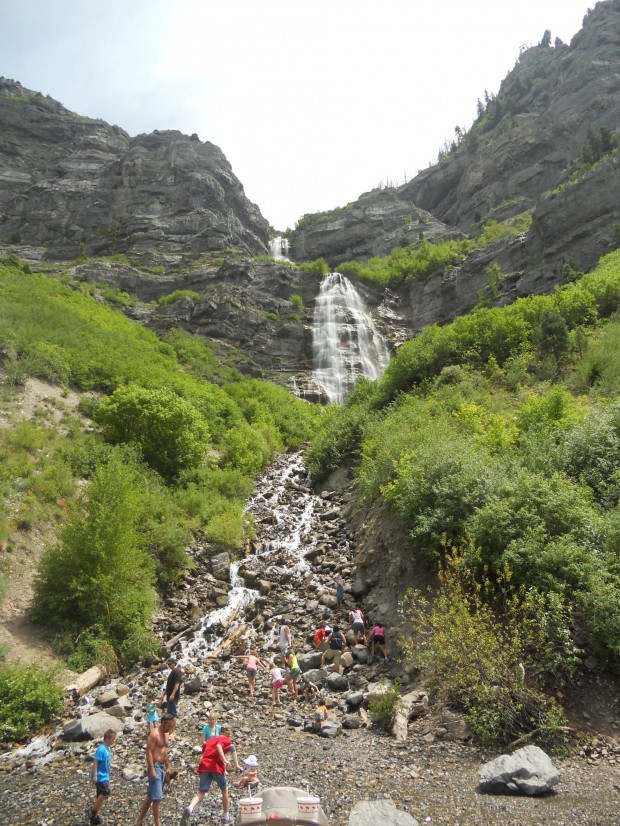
0, 378, 82, 681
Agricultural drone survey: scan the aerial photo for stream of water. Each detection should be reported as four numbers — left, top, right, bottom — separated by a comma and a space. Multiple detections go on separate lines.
178, 452, 326, 665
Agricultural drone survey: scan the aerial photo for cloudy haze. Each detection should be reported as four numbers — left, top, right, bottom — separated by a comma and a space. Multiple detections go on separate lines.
1, 0, 593, 230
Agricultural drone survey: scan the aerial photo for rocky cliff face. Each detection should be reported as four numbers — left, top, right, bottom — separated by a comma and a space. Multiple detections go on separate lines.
71, 257, 328, 395
400, 0, 620, 230
289, 188, 457, 268
289, 0, 620, 336
0, 79, 269, 261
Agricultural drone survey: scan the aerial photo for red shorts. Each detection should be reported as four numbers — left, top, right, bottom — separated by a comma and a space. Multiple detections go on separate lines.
273, 679, 284, 689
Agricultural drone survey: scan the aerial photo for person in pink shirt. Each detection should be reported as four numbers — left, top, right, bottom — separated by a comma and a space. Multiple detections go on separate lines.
230, 650, 267, 698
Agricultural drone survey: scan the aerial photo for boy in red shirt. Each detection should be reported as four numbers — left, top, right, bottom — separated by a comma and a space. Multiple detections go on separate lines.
180, 726, 241, 825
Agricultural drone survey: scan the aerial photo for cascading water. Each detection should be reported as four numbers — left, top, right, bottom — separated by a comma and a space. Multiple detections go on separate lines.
268, 235, 290, 261
312, 272, 390, 404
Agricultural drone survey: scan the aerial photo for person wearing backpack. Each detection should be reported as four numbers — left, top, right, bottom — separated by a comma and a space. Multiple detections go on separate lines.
320, 625, 347, 674
89, 729, 119, 825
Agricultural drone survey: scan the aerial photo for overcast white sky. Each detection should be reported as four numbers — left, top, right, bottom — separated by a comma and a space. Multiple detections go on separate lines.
1, 0, 593, 230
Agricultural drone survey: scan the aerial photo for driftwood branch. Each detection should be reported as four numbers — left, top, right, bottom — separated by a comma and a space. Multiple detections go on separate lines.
507, 726, 574, 751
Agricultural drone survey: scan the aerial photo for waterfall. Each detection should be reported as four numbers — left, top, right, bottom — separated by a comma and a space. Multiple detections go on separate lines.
312, 272, 390, 404
268, 235, 290, 261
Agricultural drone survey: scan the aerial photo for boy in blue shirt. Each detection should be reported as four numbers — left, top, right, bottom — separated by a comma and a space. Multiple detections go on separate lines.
90, 729, 119, 825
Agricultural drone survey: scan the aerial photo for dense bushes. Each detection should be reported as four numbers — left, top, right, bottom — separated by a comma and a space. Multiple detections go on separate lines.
33, 458, 158, 660
0, 260, 320, 670
306, 248, 620, 670
0, 663, 63, 742
95, 385, 211, 480
401, 547, 577, 747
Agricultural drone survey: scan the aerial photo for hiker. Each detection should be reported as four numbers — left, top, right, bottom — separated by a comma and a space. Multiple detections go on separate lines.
368, 622, 388, 659
134, 713, 175, 826
230, 650, 267, 698
235, 754, 259, 789
270, 659, 285, 705
180, 725, 241, 826
331, 573, 345, 608
202, 711, 221, 742
144, 695, 159, 730
89, 729, 119, 825
161, 657, 182, 729
278, 622, 293, 656
300, 675, 319, 701
348, 605, 365, 644
320, 624, 346, 674
313, 623, 331, 651
284, 648, 302, 698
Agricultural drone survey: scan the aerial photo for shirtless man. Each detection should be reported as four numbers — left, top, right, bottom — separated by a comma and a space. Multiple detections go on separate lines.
134, 713, 175, 826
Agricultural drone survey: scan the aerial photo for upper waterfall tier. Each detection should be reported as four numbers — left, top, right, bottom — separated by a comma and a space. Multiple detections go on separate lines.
312, 272, 390, 404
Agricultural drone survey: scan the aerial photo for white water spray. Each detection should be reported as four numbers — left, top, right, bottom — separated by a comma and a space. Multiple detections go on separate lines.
268, 235, 290, 261
312, 272, 390, 404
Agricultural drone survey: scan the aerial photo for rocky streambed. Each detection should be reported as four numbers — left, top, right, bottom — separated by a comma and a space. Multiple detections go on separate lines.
1, 452, 620, 825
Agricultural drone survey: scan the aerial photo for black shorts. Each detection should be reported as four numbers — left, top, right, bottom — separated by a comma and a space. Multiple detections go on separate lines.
374, 635, 385, 645
96, 781, 111, 797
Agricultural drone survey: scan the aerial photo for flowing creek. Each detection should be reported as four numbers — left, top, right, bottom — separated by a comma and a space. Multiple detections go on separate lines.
178, 452, 329, 665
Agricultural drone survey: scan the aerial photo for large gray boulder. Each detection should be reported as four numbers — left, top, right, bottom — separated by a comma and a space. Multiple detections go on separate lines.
63, 712, 124, 742
348, 798, 419, 826
211, 552, 231, 582
325, 672, 349, 692
297, 651, 324, 671
478, 745, 560, 796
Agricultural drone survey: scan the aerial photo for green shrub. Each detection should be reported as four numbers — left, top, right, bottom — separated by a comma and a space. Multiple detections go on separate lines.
299, 258, 329, 275
205, 507, 250, 549
0, 662, 63, 741
95, 384, 211, 480
401, 546, 576, 747
305, 399, 372, 482
157, 290, 201, 306
368, 681, 401, 732
66, 627, 119, 673
382, 423, 497, 559
33, 458, 157, 649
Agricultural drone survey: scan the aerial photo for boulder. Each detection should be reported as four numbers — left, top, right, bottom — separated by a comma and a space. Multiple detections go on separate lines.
392, 690, 429, 742
121, 764, 144, 782
297, 651, 324, 672
183, 674, 208, 695
63, 712, 124, 742
340, 651, 354, 669
478, 745, 560, 796
351, 645, 369, 664
345, 692, 365, 709
348, 798, 419, 826
350, 574, 368, 598
211, 552, 231, 582
325, 673, 349, 692
365, 681, 393, 705
342, 714, 362, 730
318, 721, 340, 738
304, 668, 328, 686
95, 690, 118, 708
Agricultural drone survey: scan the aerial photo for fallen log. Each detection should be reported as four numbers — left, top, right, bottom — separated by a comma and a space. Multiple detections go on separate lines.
285, 479, 311, 494
164, 624, 196, 650
205, 624, 248, 659
64, 665, 106, 698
